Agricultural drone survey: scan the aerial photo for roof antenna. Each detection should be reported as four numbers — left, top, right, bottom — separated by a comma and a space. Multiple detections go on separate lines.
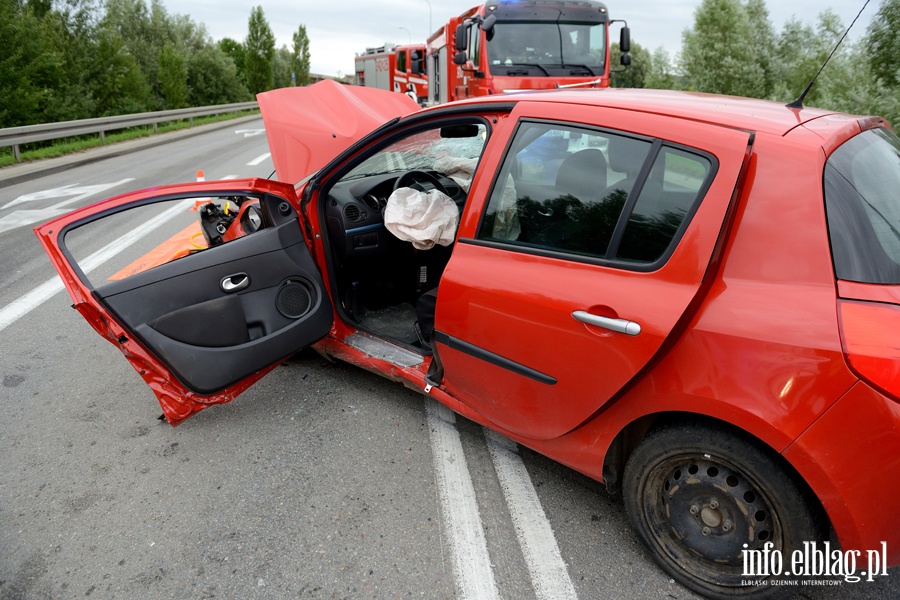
787, 0, 871, 109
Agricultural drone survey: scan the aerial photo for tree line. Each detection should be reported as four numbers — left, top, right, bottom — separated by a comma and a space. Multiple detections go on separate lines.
1, 0, 310, 128
612, 0, 900, 126
4, 0, 900, 130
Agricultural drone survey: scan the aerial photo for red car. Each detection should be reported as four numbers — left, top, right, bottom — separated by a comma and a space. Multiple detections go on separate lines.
36, 81, 900, 598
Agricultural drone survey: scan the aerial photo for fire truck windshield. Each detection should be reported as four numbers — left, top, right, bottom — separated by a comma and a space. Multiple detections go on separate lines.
486, 21, 606, 75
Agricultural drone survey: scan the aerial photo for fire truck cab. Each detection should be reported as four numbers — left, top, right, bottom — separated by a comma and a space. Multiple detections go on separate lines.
354, 43, 429, 105
427, 0, 629, 105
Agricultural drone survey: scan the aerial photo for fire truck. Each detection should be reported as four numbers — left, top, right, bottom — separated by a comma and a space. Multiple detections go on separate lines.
354, 44, 429, 105
426, 0, 630, 105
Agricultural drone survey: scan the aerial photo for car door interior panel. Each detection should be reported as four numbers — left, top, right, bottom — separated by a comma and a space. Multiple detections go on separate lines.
71, 194, 332, 394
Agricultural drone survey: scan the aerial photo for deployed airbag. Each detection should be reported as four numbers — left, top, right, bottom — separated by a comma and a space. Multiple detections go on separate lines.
433, 156, 520, 241
384, 187, 460, 250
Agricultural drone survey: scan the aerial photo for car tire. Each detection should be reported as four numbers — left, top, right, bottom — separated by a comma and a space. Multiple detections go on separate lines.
622, 421, 827, 599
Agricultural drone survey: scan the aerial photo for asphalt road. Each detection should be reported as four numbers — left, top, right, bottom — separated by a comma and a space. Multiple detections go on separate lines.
0, 120, 896, 599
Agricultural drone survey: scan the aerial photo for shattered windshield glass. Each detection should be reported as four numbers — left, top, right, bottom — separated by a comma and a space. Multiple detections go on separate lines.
341, 126, 487, 181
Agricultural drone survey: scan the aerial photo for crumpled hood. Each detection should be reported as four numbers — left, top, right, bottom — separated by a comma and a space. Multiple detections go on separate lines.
258, 80, 420, 184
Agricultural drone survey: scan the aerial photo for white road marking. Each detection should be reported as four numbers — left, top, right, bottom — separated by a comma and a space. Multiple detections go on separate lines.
3, 184, 79, 208
0, 210, 80, 236
4, 180, 133, 210
0, 199, 194, 333
484, 429, 578, 600
0, 179, 135, 234
235, 129, 266, 137
247, 153, 271, 166
0, 278, 65, 334
425, 399, 500, 600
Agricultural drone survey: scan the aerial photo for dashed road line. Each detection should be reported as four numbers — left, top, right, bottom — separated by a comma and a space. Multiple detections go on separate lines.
0, 278, 65, 334
247, 152, 271, 166
425, 400, 578, 599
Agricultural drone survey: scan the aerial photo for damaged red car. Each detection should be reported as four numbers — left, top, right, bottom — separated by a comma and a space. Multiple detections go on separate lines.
36, 81, 900, 598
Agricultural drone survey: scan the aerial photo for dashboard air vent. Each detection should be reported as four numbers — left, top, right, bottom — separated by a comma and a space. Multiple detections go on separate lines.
344, 204, 362, 222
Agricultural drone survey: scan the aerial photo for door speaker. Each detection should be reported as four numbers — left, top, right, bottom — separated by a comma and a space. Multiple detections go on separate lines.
276, 280, 313, 319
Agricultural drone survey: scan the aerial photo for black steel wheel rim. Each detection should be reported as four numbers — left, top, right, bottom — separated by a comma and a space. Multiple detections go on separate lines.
640, 452, 784, 588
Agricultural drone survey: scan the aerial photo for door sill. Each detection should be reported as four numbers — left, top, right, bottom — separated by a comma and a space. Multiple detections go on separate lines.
345, 332, 424, 368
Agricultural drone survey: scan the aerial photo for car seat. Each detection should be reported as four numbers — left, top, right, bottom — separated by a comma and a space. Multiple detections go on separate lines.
554, 148, 608, 203
602, 136, 649, 199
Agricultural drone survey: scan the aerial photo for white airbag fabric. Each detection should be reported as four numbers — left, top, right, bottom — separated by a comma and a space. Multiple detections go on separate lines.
432, 156, 520, 240
434, 157, 478, 191
384, 187, 459, 250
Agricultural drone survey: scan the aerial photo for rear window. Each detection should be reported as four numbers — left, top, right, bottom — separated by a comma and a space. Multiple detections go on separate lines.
824, 128, 900, 283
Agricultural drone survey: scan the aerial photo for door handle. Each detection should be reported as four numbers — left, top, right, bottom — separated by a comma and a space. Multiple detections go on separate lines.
221, 273, 250, 292
572, 310, 641, 336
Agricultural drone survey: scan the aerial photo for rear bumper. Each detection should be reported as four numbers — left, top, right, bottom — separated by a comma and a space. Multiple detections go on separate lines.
784, 381, 900, 565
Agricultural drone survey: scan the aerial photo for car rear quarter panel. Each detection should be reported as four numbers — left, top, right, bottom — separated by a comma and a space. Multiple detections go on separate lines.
783, 381, 900, 564
626, 128, 855, 442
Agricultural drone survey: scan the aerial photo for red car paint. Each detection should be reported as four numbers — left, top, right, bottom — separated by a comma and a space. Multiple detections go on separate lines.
35, 82, 900, 592
259, 80, 419, 183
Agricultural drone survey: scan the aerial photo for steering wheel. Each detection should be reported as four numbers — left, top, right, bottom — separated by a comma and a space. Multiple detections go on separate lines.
393, 170, 451, 196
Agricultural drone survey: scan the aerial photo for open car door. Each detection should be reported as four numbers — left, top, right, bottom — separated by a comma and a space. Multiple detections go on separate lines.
35, 178, 333, 425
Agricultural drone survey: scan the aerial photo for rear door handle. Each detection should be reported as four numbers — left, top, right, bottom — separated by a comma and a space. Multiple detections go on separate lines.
221, 273, 250, 292
572, 310, 641, 336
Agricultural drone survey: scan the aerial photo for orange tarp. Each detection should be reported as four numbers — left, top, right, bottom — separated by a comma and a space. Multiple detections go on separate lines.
109, 221, 207, 281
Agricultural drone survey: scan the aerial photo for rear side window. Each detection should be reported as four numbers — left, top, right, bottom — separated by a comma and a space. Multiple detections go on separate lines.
477, 121, 713, 267
825, 128, 900, 283
617, 147, 711, 262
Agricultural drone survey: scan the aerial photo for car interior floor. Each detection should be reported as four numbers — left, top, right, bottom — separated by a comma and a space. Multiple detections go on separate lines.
336, 242, 453, 351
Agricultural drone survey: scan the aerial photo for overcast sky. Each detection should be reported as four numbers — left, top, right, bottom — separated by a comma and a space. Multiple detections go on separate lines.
158, 0, 877, 77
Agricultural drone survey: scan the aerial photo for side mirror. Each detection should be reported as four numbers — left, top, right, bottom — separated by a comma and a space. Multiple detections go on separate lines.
411, 57, 423, 75
482, 14, 497, 42
240, 204, 264, 234
619, 26, 631, 54
455, 23, 468, 52
454, 51, 467, 65
620, 53, 631, 67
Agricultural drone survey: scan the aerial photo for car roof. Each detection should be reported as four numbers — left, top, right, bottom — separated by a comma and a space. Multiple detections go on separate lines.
442, 88, 845, 138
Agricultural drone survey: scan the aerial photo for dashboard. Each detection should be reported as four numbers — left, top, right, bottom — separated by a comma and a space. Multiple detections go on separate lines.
324, 171, 465, 259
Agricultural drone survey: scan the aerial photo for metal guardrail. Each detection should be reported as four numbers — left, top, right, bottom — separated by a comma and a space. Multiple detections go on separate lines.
0, 101, 259, 162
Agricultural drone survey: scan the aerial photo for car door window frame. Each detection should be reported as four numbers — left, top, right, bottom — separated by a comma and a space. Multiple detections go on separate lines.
468, 118, 719, 272
56, 190, 292, 292
303, 112, 504, 349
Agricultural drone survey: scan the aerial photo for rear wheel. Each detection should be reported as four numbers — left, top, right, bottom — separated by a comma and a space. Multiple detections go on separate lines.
623, 422, 826, 599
